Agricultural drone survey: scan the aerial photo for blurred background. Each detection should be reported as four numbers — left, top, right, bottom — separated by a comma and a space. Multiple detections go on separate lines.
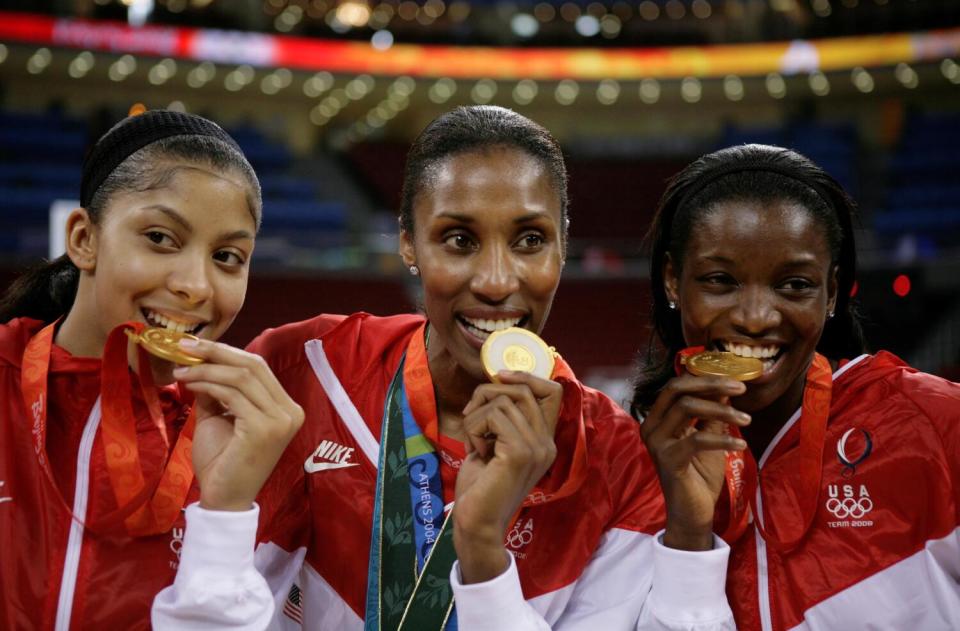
0, 0, 958, 403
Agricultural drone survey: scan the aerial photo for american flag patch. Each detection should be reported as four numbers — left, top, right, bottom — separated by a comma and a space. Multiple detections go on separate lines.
283, 583, 304, 624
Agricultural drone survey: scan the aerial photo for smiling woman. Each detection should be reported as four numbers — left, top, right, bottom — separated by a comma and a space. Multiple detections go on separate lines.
399, 145, 564, 412
633, 144, 960, 630
56, 166, 256, 365
0, 110, 303, 630
154, 106, 738, 630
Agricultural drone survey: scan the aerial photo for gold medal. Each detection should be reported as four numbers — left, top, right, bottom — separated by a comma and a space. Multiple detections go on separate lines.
125, 327, 204, 366
682, 351, 763, 382
481, 327, 557, 382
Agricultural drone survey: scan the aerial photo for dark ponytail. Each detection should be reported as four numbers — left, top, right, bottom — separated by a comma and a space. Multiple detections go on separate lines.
0, 255, 80, 324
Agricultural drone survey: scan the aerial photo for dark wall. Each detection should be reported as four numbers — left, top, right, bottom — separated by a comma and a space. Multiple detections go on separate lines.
0, 265, 653, 375
230, 273, 654, 375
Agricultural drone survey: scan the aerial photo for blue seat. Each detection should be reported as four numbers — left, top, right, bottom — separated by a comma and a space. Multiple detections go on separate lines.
261, 200, 347, 231
0, 186, 74, 221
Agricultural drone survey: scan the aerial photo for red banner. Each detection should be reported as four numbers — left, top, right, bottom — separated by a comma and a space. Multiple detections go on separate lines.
1, 11, 958, 80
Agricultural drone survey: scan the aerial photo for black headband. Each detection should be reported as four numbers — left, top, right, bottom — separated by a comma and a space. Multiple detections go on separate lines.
675, 160, 836, 215
667, 154, 857, 297
80, 110, 242, 207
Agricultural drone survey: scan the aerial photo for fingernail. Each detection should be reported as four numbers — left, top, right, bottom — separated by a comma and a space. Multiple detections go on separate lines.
733, 439, 748, 450
172, 366, 189, 377
179, 337, 199, 348
737, 412, 751, 424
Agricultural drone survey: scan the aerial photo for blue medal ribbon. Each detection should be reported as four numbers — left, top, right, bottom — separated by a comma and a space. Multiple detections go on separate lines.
364, 355, 458, 631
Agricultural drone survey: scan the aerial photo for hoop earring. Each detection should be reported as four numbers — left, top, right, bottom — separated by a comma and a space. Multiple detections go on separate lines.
409, 265, 420, 276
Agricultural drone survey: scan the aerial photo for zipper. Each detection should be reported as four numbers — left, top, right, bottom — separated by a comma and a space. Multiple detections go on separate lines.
753, 405, 800, 631
751, 355, 869, 631
54, 397, 102, 631
754, 492, 773, 630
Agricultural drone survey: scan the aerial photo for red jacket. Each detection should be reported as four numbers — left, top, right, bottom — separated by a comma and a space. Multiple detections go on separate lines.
154, 312, 735, 630
250, 312, 671, 623
0, 318, 198, 630
728, 352, 960, 630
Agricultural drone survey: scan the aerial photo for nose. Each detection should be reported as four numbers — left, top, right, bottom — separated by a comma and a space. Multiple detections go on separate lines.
470, 241, 520, 303
730, 285, 781, 334
167, 252, 213, 305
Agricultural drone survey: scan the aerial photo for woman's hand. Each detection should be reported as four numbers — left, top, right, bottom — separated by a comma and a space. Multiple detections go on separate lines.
640, 374, 750, 551
453, 371, 563, 584
171, 339, 304, 512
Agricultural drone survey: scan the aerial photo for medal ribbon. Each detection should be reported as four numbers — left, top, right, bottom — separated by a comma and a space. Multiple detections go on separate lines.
676, 347, 832, 552
674, 346, 750, 543
21, 321, 195, 537
401, 386, 450, 574
364, 354, 458, 631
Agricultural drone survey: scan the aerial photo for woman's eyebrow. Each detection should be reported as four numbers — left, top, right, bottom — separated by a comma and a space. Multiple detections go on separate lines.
144, 204, 192, 231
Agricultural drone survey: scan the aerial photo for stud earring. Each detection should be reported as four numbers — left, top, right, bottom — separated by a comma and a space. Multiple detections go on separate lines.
409, 265, 420, 276
668, 301, 677, 310
827, 310, 835, 319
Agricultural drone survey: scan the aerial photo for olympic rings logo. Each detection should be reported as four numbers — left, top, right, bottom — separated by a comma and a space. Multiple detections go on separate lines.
506, 520, 534, 549
526, 490, 552, 505
825, 496, 873, 519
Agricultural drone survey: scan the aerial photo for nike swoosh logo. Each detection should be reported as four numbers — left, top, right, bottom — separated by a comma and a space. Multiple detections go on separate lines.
304, 461, 359, 473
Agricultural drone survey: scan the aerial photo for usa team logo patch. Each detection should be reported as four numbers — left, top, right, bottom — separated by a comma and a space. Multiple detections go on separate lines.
826, 427, 876, 529
837, 427, 873, 477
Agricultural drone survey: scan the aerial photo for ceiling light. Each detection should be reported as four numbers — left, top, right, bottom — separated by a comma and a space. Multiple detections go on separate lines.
555, 79, 579, 105
766, 72, 787, 98
471, 79, 497, 104
513, 79, 538, 105
681, 77, 702, 102
596, 79, 620, 104
639, 78, 660, 104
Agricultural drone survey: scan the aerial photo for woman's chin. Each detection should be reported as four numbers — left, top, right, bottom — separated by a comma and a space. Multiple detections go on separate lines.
730, 388, 776, 414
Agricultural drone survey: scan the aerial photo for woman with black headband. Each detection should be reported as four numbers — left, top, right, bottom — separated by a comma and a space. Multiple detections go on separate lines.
634, 143, 960, 630
0, 110, 302, 629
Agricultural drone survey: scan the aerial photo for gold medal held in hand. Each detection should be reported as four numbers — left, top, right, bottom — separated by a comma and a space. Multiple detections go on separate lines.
125, 327, 204, 366
682, 351, 763, 382
481, 327, 557, 382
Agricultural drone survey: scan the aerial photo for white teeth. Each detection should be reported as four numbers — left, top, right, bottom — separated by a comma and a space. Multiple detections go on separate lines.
723, 342, 780, 360
462, 316, 522, 333
146, 310, 200, 334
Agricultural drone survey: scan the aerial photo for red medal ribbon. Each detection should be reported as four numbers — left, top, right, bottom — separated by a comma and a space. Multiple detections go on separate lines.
403, 322, 588, 507
676, 346, 832, 553
21, 320, 196, 537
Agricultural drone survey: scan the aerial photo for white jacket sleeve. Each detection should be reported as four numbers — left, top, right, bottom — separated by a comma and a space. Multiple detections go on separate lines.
450, 529, 735, 631
152, 503, 283, 631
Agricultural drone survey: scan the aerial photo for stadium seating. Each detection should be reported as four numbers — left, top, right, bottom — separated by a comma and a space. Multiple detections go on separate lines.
0, 109, 348, 258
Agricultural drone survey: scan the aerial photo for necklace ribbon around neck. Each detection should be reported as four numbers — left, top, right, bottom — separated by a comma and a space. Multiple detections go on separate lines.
21, 321, 195, 537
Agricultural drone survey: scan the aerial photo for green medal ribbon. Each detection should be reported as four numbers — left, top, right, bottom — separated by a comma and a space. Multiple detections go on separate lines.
364, 354, 458, 631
